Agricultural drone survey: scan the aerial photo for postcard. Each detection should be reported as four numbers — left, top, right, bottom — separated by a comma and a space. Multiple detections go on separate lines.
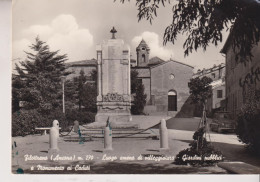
10, 0, 260, 177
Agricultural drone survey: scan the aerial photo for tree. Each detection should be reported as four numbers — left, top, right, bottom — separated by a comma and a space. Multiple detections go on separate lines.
81, 69, 97, 112
76, 70, 87, 110
12, 74, 23, 113
12, 37, 71, 136
188, 76, 213, 105
68, 69, 97, 112
131, 70, 147, 114
173, 76, 223, 166
14, 37, 69, 113
188, 76, 212, 147
119, 0, 260, 64
188, 76, 213, 124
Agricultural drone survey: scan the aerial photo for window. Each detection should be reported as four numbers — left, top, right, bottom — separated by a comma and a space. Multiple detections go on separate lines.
211, 73, 215, 78
217, 90, 223, 98
142, 47, 146, 50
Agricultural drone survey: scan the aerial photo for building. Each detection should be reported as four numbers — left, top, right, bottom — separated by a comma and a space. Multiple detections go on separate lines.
207, 79, 226, 114
66, 58, 97, 80
193, 63, 226, 115
221, 31, 260, 118
131, 40, 194, 115
193, 63, 225, 81
66, 39, 194, 116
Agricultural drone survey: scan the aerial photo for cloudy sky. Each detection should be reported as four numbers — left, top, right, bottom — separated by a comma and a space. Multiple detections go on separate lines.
12, 0, 229, 71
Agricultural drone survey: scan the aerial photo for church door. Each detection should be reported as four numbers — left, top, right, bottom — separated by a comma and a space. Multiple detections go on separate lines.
168, 90, 177, 111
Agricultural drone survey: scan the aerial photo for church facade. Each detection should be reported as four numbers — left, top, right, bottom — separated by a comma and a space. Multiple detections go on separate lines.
132, 40, 194, 115
66, 39, 194, 116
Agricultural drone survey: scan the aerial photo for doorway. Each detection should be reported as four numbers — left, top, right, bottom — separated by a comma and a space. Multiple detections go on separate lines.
168, 90, 177, 111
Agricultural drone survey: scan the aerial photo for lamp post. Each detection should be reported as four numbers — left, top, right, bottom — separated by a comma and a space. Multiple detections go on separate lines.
61, 76, 66, 114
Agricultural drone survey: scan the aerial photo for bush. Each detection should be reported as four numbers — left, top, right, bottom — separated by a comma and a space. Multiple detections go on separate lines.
236, 111, 260, 155
12, 109, 43, 137
235, 87, 260, 155
12, 108, 96, 137
12, 109, 68, 137
44, 109, 67, 130
174, 126, 223, 166
65, 109, 95, 125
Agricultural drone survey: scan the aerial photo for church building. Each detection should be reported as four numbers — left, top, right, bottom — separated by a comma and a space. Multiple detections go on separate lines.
131, 39, 194, 115
66, 39, 194, 116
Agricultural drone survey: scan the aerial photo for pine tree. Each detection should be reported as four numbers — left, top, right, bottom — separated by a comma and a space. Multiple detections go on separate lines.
12, 74, 23, 113
14, 37, 69, 113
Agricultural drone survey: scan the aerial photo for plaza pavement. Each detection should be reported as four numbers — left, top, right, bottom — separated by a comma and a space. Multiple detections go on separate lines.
11, 115, 258, 174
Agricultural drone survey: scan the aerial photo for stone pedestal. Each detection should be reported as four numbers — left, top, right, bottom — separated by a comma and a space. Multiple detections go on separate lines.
95, 36, 132, 126
159, 119, 169, 152
48, 120, 60, 153
104, 126, 113, 151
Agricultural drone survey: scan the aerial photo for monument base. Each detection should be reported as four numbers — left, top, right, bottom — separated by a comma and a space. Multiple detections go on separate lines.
87, 113, 139, 129
85, 121, 139, 129
95, 112, 131, 123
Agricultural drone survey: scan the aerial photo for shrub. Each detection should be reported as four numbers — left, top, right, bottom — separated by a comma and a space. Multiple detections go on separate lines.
174, 126, 223, 166
236, 109, 260, 155
12, 108, 96, 137
235, 87, 260, 155
44, 109, 67, 130
66, 109, 95, 125
12, 109, 43, 137
12, 109, 68, 136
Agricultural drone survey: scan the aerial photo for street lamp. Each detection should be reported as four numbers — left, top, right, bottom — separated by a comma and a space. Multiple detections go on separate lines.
61, 76, 66, 114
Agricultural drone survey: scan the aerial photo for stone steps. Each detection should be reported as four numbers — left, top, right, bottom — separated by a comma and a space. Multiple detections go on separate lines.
63, 135, 158, 142
62, 128, 159, 142
76, 130, 152, 135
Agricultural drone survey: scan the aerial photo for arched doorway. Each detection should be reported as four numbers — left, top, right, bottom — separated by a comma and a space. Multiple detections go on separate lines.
168, 90, 177, 111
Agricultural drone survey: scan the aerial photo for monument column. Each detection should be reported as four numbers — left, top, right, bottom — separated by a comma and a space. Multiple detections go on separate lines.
95, 27, 134, 126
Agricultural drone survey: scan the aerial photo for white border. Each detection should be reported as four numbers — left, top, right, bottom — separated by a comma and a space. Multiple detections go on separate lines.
1, 0, 259, 181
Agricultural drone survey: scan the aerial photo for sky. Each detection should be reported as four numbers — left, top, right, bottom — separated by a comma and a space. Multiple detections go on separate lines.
12, 0, 229, 72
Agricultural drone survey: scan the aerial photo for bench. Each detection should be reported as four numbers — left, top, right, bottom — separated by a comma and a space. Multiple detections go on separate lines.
35, 127, 61, 135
